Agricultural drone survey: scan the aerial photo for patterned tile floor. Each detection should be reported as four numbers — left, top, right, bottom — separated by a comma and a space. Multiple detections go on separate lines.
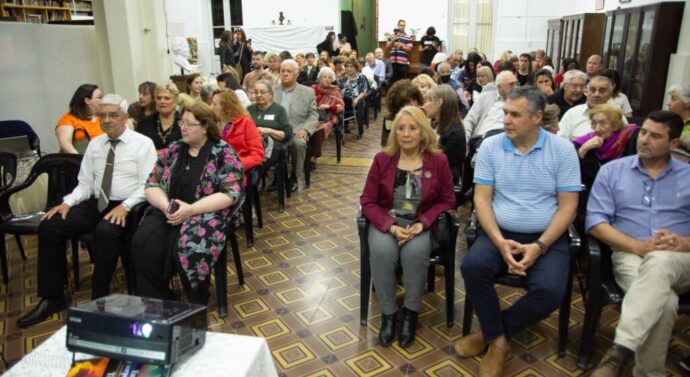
2, 110, 690, 376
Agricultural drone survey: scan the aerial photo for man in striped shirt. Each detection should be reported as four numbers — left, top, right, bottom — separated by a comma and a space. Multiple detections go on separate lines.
385, 19, 413, 84
454, 87, 581, 377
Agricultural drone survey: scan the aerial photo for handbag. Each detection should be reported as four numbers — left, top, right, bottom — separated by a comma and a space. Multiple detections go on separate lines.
318, 109, 329, 122
234, 43, 244, 81
430, 211, 452, 252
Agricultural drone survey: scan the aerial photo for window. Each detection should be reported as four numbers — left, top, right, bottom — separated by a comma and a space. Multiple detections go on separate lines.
210, 0, 243, 40
451, 0, 493, 55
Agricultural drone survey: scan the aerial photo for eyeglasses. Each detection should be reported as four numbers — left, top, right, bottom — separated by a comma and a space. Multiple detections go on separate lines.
642, 179, 654, 207
97, 112, 122, 119
255, 90, 270, 95
180, 120, 202, 128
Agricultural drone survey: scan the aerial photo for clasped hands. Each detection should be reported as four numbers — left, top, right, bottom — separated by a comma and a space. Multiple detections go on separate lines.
166, 199, 195, 226
633, 229, 689, 255
390, 222, 424, 246
498, 239, 542, 276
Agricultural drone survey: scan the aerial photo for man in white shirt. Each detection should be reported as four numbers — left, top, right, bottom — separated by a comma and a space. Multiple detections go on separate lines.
365, 52, 385, 85
17, 94, 157, 328
558, 76, 627, 141
464, 71, 519, 143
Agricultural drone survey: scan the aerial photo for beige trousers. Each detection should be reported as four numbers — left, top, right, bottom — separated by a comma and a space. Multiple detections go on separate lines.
612, 250, 690, 377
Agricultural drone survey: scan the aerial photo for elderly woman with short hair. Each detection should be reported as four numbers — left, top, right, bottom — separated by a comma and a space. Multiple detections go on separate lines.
667, 83, 690, 154
310, 67, 344, 167
411, 74, 437, 97
137, 83, 182, 152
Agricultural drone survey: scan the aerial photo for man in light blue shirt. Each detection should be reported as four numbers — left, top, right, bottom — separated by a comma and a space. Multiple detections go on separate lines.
587, 111, 690, 377
455, 87, 580, 377
365, 52, 385, 84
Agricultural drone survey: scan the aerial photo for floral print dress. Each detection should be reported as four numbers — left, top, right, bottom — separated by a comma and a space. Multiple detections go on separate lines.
146, 139, 243, 288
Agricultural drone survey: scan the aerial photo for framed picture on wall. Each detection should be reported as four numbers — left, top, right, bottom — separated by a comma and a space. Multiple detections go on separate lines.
595, 0, 605, 10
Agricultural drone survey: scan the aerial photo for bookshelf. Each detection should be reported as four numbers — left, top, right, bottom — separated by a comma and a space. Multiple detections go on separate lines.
0, 1, 88, 23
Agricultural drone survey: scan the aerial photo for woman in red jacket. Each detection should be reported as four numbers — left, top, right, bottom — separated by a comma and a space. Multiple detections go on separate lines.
360, 106, 455, 348
211, 89, 264, 184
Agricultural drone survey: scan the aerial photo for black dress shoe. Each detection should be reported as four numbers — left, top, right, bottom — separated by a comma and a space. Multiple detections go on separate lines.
398, 307, 419, 347
378, 311, 397, 346
17, 297, 69, 328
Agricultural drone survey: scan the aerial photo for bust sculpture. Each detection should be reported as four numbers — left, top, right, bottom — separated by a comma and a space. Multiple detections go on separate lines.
171, 37, 198, 74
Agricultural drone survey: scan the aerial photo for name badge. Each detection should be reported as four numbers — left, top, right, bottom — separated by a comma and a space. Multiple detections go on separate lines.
264, 114, 275, 121
424, 41, 432, 45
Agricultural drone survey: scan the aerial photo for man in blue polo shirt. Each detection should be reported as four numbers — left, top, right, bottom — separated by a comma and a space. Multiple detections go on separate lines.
587, 111, 690, 377
455, 87, 580, 377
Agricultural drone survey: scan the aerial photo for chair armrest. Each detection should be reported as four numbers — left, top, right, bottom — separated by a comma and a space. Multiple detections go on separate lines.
568, 224, 582, 258
0, 169, 44, 218
586, 234, 604, 297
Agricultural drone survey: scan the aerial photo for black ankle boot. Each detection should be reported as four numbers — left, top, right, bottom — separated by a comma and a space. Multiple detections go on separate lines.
398, 307, 419, 347
378, 312, 397, 346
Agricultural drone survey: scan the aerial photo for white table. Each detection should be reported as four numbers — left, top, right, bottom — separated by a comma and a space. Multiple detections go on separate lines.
2, 327, 278, 377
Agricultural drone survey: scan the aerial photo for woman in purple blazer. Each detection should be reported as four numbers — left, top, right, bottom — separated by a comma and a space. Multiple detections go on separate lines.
360, 106, 455, 347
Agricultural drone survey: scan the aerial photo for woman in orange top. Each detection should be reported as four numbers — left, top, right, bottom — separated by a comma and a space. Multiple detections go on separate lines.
56, 84, 103, 154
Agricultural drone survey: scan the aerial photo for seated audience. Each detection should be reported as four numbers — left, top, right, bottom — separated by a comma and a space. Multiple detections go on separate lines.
559, 76, 628, 141
548, 69, 586, 120
200, 84, 217, 105
311, 67, 344, 169
56, 84, 103, 154
132, 102, 242, 305
340, 57, 369, 136
456, 87, 580, 377
492, 50, 512, 74
127, 81, 157, 128
586, 111, 690, 377
274, 60, 319, 192
458, 52, 481, 89
337, 33, 352, 56
437, 62, 459, 90
264, 52, 282, 85
365, 52, 386, 85
381, 79, 424, 147
667, 83, 690, 156
178, 73, 203, 109
247, 80, 292, 188
601, 69, 633, 117
449, 49, 465, 83
412, 74, 437, 96
516, 53, 534, 86
466, 66, 494, 105
534, 68, 555, 97
586, 54, 604, 83
553, 58, 579, 89
211, 89, 264, 183
374, 47, 393, 90
137, 84, 182, 151
17, 94, 157, 328
360, 106, 455, 347
423, 85, 466, 185
298, 52, 319, 85
333, 56, 346, 81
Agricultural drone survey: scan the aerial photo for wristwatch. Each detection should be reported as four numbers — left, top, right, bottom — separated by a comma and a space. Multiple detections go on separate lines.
534, 240, 548, 254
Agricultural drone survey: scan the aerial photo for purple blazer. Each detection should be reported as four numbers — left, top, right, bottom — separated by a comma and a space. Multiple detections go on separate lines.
360, 151, 456, 233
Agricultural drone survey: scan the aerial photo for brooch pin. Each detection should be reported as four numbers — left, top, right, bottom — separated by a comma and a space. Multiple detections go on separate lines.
424, 171, 432, 179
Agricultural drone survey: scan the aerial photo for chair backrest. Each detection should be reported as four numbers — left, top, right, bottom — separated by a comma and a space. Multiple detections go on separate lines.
26, 153, 83, 210
0, 152, 18, 191
0, 120, 41, 153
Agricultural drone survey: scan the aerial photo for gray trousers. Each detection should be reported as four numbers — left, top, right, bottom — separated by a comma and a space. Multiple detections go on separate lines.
289, 136, 307, 182
368, 224, 431, 315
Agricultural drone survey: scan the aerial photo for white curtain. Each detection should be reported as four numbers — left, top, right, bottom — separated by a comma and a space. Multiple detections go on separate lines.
243, 26, 327, 54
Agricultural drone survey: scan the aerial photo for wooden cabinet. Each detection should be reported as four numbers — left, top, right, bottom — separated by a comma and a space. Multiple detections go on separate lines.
601, 2, 684, 116
558, 13, 605, 71
1, 1, 71, 23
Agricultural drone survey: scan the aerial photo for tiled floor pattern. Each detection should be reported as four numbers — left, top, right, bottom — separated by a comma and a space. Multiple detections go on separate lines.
2, 111, 690, 376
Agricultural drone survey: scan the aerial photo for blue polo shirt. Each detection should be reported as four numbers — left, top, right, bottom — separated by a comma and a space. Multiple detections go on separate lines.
586, 155, 690, 239
474, 128, 581, 233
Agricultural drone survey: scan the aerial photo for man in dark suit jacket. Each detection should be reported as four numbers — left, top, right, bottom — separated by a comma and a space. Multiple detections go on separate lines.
273, 59, 319, 192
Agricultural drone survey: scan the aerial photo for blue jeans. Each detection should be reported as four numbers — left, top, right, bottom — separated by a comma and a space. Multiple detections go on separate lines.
461, 229, 570, 342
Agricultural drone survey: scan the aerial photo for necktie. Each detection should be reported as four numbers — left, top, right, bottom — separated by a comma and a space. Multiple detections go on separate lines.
98, 139, 120, 212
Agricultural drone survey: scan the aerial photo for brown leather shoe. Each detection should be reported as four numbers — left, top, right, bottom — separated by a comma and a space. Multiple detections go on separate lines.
454, 331, 486, 358
590, 347, 627, 377
479, 343, 511, 377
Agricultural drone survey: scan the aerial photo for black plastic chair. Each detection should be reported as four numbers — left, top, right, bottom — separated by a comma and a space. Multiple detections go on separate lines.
366, 76, 382, 120
576, 236, 690, 369
334, 114, 346, 164
261, 142, 289, 212
69, 202, 150, 293
358, 211, 461, 328
243, 167, 263, 248
0, 152, 17, 191
462, 211, 581, 358
215, 191, 246, 318
0, 153, 82, 284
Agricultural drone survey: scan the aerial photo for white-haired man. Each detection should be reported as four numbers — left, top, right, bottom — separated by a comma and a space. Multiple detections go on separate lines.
547, 69, 587, 120
273, 59, 319, 192
17, 94, 157, 328
463, 71, 519, 143
374, 47, 393, 90
365, 52, 385, 85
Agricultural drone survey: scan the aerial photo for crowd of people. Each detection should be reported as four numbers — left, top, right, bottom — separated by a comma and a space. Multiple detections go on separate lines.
14, 20, 690, 377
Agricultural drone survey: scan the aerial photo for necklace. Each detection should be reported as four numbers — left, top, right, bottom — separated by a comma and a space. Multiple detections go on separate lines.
156, 115, 173, 143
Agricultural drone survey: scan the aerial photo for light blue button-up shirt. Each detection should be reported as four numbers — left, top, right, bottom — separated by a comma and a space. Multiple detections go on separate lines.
586, 155, 690, 239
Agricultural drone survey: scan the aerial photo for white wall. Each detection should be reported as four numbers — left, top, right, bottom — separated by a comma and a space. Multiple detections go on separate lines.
242, 0, 340, 29
164, 0, 215, 75
0, 23, 103, 153
378, 0, 449, 46
491, 0, 677, 60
